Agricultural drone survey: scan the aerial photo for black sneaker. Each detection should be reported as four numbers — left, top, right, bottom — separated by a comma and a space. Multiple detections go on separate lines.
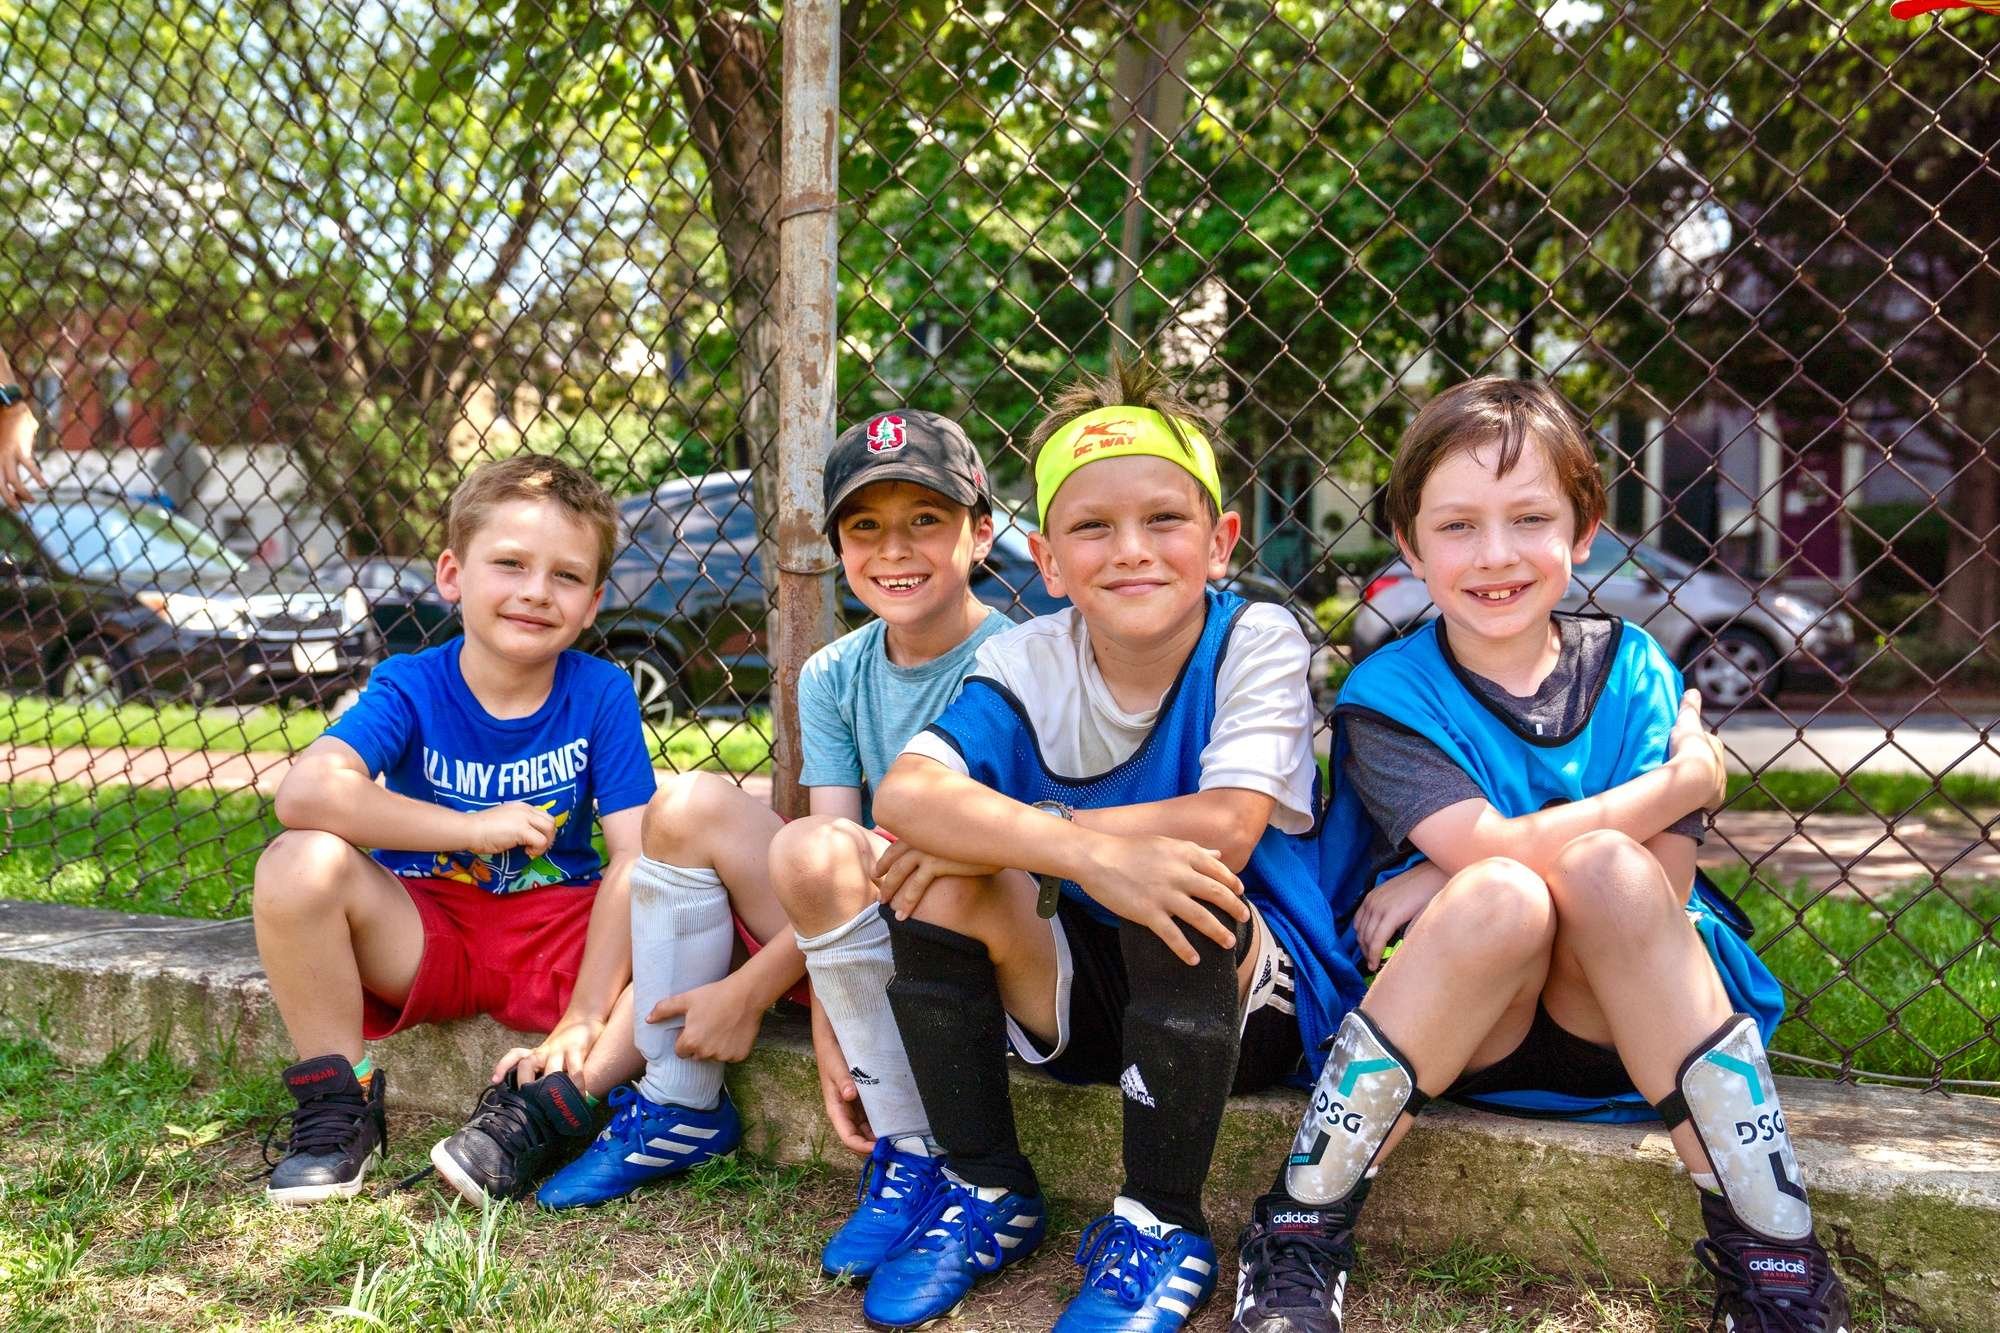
1229, 1188, 1362, 1333
263, 1055, 387, 1205
1694, 1190, 1852, 1332
428, 1070, 595, 1205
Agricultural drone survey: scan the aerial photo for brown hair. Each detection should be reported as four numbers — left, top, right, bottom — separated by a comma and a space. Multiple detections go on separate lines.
1384, 377, 1605, 550
444, 454, 619, 582
1029, 357, 1222, 517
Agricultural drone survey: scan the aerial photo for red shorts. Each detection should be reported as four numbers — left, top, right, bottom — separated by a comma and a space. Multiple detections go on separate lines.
363, 876, 598, 1040
736, 915, 812, 1009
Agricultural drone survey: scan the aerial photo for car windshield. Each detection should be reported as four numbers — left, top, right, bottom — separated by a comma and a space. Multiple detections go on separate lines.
26, 500, 247, 579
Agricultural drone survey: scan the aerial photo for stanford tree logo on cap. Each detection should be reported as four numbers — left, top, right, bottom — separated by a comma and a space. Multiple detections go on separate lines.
866, 414, 907, 453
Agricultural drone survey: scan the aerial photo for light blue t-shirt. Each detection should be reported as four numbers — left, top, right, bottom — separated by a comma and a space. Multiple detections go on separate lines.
325, 638, 657, 893
797, 611, 1011, 823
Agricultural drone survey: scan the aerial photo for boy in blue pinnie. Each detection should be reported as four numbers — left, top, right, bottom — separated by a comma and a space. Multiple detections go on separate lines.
862, 362, 1369, 1333
1230, 379, 1851, 1333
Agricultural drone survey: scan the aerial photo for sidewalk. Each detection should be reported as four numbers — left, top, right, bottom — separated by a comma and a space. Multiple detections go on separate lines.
7, 742, 1991, 897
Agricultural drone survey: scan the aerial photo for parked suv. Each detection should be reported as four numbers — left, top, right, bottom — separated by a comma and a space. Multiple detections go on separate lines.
1347, 527, 1856, 708
0, 495, 375, 708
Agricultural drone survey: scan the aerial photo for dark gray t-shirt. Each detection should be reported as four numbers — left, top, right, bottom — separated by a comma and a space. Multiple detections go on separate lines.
1342, 616, 1705, 870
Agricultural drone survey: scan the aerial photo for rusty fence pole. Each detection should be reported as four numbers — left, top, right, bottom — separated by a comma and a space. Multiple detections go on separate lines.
769, 0, 841, 819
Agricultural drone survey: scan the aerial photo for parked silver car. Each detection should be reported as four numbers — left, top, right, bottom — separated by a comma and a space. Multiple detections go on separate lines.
1348, 529, 1856, 709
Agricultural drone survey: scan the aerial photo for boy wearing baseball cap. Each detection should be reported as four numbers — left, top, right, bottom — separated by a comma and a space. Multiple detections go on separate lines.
859, 362, 1368, 1332
540, 411, 1012, 1250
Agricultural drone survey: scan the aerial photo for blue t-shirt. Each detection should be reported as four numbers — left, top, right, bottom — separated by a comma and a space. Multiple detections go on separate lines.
797, 610, 1010, 824
325, 638, 657, 893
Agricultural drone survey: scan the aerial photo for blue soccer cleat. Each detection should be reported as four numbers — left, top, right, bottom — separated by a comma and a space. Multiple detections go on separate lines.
1053, 1200, 1219, 1332
822, 1136, 945, 1280
534, 1084, 741, 1210
860, 1174, 1047, 1330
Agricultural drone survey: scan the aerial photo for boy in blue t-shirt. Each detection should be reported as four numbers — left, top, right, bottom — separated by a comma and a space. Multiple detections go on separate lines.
1234, 379, 1850, 1333
534, 410, 1011, 1265
254, 456, 656, 1206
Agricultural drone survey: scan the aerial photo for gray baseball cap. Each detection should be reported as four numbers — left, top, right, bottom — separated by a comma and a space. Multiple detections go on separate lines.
823, 409, 993, 535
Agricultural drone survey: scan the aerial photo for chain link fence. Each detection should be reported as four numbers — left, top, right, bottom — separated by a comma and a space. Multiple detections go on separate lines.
1, 1, 1995, 1091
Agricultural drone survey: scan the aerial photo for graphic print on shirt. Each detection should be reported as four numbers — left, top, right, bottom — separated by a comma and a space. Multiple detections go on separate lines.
410, 737, 593, 893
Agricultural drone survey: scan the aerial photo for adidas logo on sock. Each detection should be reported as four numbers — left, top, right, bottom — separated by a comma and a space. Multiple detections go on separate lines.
848, 1066, 880, 1086
1119, 1064, 1157, 1108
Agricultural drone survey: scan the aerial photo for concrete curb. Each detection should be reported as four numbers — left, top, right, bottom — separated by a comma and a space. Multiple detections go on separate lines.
3, 901, 1996, 1328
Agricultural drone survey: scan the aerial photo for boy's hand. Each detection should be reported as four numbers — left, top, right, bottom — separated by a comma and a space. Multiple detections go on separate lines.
649, 975, 766, 1065
810, 1001, 875, 1157
1353, 860, 1450, 972
464, 802, 557, 857
875, 842, 1003, 921
1078, 834, 1247, 965
1667, 688, 1729, 810
491, 1014, 603, 1086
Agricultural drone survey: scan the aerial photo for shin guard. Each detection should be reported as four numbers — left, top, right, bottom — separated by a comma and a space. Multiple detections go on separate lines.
1657, 1013, 1812, 1242
1285, 1010, 1426, 1206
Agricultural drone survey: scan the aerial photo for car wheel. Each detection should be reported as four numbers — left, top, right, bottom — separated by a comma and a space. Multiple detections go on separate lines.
57, 642, 129, 710
1686, 626, 1781, 709
607, 640, 684, 727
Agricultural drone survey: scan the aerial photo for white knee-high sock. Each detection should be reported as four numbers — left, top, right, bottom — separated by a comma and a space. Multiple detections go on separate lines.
631, 856, 734, 1109
798, 904, 931, 1147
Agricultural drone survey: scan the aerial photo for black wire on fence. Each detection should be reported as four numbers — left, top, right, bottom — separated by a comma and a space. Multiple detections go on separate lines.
0, 1, 1995, 1089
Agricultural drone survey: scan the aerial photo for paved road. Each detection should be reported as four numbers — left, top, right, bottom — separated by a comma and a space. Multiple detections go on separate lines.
1713, 706, 2000, 779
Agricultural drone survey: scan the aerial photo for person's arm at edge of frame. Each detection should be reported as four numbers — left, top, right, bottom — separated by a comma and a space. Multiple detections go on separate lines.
873, 751, 1247, 966
1399, 689, 1726, 884
0, 344, 48, 509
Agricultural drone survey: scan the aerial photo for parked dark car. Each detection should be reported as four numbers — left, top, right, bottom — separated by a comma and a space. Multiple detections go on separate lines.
351, 469, 1308, 724
0, 494, 375, 708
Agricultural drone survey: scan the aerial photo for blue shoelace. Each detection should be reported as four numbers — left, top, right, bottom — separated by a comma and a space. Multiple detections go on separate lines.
908, 1179, 1009, 1274
1073, 1214, 1172, 1307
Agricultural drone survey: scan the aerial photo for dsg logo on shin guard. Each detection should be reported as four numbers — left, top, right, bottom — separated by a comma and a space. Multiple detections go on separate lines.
1735, 1110, 1788, 1145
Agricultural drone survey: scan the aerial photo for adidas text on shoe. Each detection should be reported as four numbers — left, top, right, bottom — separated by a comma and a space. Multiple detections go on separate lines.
264, 1055, 387, 1206
1230, 1191, 1359, 1333
536, 1085, 743, 1210
428, 1070, 596, 1206
861, 1175, 1047, 1330
1695, 1190, 1851, 1333
822, 1136, 944, 1280
1054, 1199, 1218, 1332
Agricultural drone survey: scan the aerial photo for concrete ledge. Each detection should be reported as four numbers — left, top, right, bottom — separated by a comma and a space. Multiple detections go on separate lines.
3, 901, 1996, 1329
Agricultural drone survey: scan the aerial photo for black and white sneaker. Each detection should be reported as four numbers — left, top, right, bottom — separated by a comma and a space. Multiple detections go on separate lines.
1695, 1190, 1852, 1332
1229, 1190, 1360, 1333
428, 1070, 595, 1205
263, 1055, 387, 1205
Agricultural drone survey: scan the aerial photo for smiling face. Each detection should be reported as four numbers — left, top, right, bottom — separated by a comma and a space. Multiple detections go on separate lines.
833, 480, 994, 630
1398, 437, 1596, 654
1030, 453, 1239, 653
435, 497, 604, 666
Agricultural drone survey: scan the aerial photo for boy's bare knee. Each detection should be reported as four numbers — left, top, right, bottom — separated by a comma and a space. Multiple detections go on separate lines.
253, 829, 355, 916
1548, 829, 1659, 904
642, 770, 748, 862
1431, 857, 1554, 960
769, 816, 873, 919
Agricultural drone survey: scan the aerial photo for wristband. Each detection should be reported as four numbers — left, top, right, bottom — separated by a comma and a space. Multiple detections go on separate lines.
1029, 800, 1074, 919
0, 385, 25, 409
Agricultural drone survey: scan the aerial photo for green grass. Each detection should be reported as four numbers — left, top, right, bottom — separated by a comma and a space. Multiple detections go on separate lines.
0, 691, 774, 774
1723, 769, 2000, 819
1, 1038, 1858, 1333
1713, 868, 2000, 1086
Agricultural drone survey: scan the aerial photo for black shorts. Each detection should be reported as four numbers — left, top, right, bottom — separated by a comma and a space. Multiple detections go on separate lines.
1443, 1002, 1635, 1105
1011, 896, 1306, 1094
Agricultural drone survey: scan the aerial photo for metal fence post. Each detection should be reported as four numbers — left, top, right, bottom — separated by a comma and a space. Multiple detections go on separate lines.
771, 0, 841, 819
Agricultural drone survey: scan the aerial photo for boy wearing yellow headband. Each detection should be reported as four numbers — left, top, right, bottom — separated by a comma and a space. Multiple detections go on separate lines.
863, 361, 1368, 1333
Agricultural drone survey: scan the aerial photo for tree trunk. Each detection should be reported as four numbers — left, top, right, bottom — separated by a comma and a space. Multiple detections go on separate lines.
672, 3, 783, 564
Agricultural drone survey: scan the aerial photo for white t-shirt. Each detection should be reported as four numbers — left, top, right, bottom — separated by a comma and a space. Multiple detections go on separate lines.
900, 601, 1319, 834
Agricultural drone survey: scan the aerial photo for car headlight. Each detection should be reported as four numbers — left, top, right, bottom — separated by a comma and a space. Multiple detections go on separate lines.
1766, 593, 1819, 629
342, 584, 369, 632
136, 591, 254, 637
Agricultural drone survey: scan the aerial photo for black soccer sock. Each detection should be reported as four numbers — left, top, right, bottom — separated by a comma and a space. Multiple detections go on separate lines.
1116, 903, 1246, 1234
885, 909, 1039, 1198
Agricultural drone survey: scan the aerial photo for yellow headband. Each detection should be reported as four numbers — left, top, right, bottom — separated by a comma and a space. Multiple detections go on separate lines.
1034, 405, 1224, 528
